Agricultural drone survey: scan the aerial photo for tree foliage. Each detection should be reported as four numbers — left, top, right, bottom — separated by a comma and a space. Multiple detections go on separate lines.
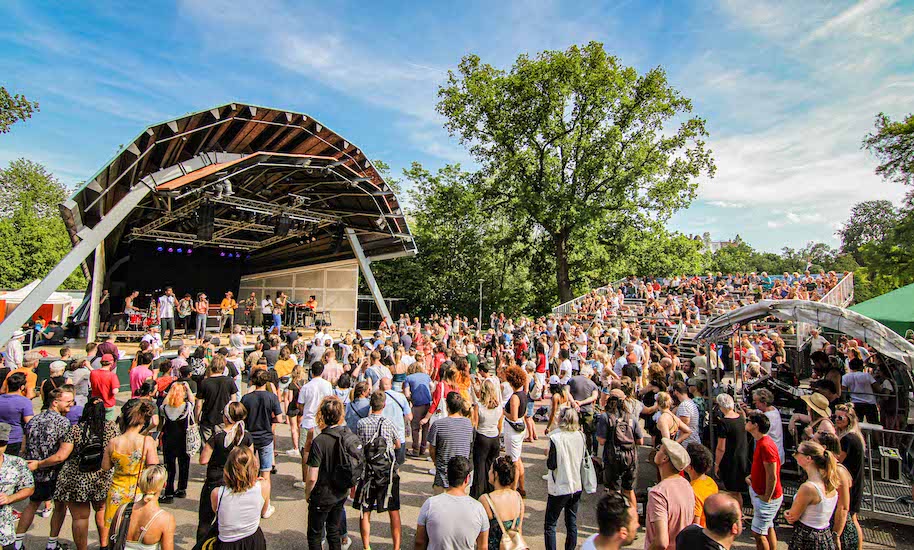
863, 112, 914, 186
0, 159, 86, 290
0, 86, 39, 134
436, 42, 715, 303
837, 200, 899, 261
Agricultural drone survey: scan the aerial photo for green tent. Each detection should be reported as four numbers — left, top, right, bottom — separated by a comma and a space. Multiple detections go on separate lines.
849, 283, 914, 337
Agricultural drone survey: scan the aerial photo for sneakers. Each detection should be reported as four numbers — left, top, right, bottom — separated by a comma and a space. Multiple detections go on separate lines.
286, 448, 302, 458
293, 481, 307, 490
261, 505, 276, 519
175, 490, 187, 499
427, 467, 436, 475
37, 507, 52, 518
158, 494, 175, 504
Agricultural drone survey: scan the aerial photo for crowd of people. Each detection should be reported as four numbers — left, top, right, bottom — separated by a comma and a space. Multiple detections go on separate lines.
0, 289, 896, 549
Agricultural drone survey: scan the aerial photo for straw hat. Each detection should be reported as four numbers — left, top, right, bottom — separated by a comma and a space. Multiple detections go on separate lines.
801, 392, 831, 419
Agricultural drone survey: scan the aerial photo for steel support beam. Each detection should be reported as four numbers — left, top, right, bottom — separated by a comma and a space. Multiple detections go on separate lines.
0, 182, 153, 345
345, 228, 392, 326
86, 243, 105, 343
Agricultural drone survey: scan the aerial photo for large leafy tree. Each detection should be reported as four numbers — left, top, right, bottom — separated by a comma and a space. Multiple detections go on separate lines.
864, 112, 914, 186
0, 86, 39, 134
837, 200, 899, 261
0, 159, 86, 290
437, 42, 715, 303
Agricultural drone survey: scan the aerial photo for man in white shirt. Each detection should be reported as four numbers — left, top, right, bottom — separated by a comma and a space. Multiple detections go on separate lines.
558, 349, 573, 383
3, 331, 25, 370
141, 325, 164, 356
808, 328, 828, 354
401, 348, 417, 368
297, 361, 334, 481
157, 287, 177, 343
261, 294, 273, 331
414, 456, 488, 550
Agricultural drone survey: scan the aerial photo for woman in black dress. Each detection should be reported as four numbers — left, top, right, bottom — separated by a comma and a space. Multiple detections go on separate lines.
196, 402, 251, 544
159, 381, 194, 503
714, 393, 750, 508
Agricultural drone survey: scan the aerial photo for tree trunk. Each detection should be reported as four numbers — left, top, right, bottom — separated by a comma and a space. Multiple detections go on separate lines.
554, 230, 573, 304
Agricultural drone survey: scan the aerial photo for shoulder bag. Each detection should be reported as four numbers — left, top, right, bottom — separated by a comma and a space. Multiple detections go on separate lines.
483, 493, 528, 550
580, 432, 598, 494
185, 402, 202, 456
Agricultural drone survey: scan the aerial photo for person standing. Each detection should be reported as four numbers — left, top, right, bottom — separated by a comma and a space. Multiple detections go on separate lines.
480, 457, 524, 549
745, 412, 783, 550
129, 352, 155, 398
211, 446, 268, 549
122, 466, 176, 550
675, 493, 742, 549
597, 389, 642, 511
502, 366, 529, 496
196, 403, 251, 544
194, 293, 209, 344
354, 391, 402, 550
260, 293, 273, 332
684, 444, 718, 527
833, 403, 865, 549
220, 292, 238, 335
241, 369, 283, 520
841, 358, 880, 424
403, 363, 432, 458
305, 396, 355, 550
1, 351, 39, 399
158, 382, 194, 504
645, 438, 694, 550
414, 456, 489, 550
17, 387, 74, 550
380, 377, 411, 465
195, 360, 238, 445
427, 393, 474, 494
157, 287, 177, 343
744, 389, 785, 464
272, 292, 287, 334
567, 364, 600, 455
65, 359, 92, 407
470, 380, 503, 499
297, 362, 333, 468
671, 382, 700, 449
784, 441, 839, 550
177, 294, 193, 335
0, 422, 35, 550
0, 373, 33, 456
581, 492, 639, 550
713, 394, 750, 508
544, 407, 586, 550
52, 397, 117, 550
3, 331, 25, 371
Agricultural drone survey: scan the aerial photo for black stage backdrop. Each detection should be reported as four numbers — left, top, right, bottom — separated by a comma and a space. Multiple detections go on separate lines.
120, 243, 244, 309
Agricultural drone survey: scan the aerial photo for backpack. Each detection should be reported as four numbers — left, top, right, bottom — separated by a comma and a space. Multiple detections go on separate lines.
602, 411, 636, 475
362, 420, 393, 486
324, 428, 365, 492
78, 424, 105, 473
190, 357, 207, 378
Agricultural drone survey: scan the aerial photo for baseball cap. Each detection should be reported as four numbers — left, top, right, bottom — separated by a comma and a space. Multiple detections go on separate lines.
548, 374, 562, 385
660, 438, 690, 471
101, 354, 115, 364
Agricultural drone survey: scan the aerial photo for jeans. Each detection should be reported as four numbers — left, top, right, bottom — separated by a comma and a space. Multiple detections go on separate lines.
410, 404, 430, 453
307, 498, 345, 550
220, 313, 234, 333
544, 491, 581, 550
163, 447, 189, 496
271, 313, 282, 332
470, 432, 500, 498
195, 313, 207, 340
160, 317, 175, 342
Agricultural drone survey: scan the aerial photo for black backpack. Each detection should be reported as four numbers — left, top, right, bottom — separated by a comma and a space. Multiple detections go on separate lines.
78, 425, 104, 473
603, 411, 636, 474
362, 421, 393, 487
325, 428, 365, 492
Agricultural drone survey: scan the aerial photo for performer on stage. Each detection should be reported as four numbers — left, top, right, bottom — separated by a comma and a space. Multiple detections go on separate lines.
178, 293, 193, 333
99, 289, 111, 332
261, 293, 274, 332
243, 292, 258, 330
124, 290, 140, 314
220, 291, 238, 334
272, 291, 287, 334
158, 286, 177, 342
304, 294, 317, 327
194, 293, 209, 344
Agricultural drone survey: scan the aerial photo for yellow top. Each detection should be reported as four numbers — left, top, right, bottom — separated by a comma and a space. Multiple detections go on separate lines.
274, 359, 296, 379
691, 474, 719, 527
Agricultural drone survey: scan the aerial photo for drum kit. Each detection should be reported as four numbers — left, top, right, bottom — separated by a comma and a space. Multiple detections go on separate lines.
127, 299, 159, 331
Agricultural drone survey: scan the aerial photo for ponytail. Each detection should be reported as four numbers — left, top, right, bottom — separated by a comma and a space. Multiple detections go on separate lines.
799, 441, 841, 493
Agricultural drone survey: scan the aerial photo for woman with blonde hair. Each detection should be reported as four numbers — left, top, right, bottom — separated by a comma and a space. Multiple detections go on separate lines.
654, 391, 691, 444
834, 403, 865, 549
471, 377, 504, 498
158, 381, 195, 503
285, 364, 307, 457
785, 441, 840, 549
212, 446, 268, 549
391, 348, 408, 391
815, 432, 854, 550
124, 466, 176, 550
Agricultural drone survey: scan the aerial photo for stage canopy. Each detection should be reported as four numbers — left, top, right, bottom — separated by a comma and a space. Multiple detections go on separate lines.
696, 299, 914, 371
62, 103, 415, 274
849, 283, 914, 337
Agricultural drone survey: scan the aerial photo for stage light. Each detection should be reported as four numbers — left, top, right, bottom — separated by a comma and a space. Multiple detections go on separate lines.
156, 246, 164, 252
223, 179, 234, 196
167, 247, 174, 253
177, 248, 183, 253
187, 248, 193, 254
220, 251, 226, 257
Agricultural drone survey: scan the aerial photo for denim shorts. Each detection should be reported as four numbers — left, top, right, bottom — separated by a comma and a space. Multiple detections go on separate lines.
256, 441, 275, 472
749, 487, 783, 534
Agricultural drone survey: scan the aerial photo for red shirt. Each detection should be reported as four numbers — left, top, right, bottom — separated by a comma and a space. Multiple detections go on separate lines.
536, 353, 547, 373
90, 369, 119, 408
750, 435, 782, 499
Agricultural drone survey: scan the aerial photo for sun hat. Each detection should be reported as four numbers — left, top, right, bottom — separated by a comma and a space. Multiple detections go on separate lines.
801, 392, 832, 419
11, 330, 25, 339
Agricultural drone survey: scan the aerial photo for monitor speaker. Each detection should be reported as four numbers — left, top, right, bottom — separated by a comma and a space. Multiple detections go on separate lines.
197, 201, 215, 240
274, 215, 291, 237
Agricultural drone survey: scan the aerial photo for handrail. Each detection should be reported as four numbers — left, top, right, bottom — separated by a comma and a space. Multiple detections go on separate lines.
797, 272, 854, 349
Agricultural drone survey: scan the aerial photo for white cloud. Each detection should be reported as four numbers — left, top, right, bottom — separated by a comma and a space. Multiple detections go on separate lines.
803, 0, 896, 44
708, 200, 746, 208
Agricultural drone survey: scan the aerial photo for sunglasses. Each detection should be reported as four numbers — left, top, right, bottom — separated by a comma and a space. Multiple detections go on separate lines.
832, 415, 847, 421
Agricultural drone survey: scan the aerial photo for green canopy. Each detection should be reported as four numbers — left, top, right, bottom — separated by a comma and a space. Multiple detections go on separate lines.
849, 283, 914, 337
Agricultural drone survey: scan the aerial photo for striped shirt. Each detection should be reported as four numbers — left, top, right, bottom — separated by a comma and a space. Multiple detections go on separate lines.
427, 416, 474, 487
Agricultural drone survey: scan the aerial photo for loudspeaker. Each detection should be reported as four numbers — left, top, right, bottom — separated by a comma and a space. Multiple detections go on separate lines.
197, 201, 215, 240
167, 338, 185, 350
274, 215, 291, 237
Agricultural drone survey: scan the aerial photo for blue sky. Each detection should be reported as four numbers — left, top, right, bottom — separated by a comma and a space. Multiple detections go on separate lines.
2, 0, 912, 252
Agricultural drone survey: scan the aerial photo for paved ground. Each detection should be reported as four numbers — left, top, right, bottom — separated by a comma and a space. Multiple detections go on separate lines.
16, 406, 914, 549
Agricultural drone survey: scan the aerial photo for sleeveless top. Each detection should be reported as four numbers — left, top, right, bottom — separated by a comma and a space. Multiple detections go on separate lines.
125, 509, 165, 550
217, 483, 264, 542
504, 390, 528, 417
799, 482, 838, 530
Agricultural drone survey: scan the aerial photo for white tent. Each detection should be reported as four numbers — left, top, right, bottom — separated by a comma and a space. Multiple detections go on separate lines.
697, 299, 914, 372
0, 280, 76, 323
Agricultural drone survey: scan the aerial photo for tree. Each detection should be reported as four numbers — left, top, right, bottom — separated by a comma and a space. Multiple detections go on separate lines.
837, 200, 899, 261
0, 159, 86, 290
437, 42, 715, 303
863, 112, 914, 186
0, 86, 39, 134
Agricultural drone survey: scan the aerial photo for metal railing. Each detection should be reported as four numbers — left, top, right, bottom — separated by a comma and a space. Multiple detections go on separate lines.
797, 272, 854, 349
